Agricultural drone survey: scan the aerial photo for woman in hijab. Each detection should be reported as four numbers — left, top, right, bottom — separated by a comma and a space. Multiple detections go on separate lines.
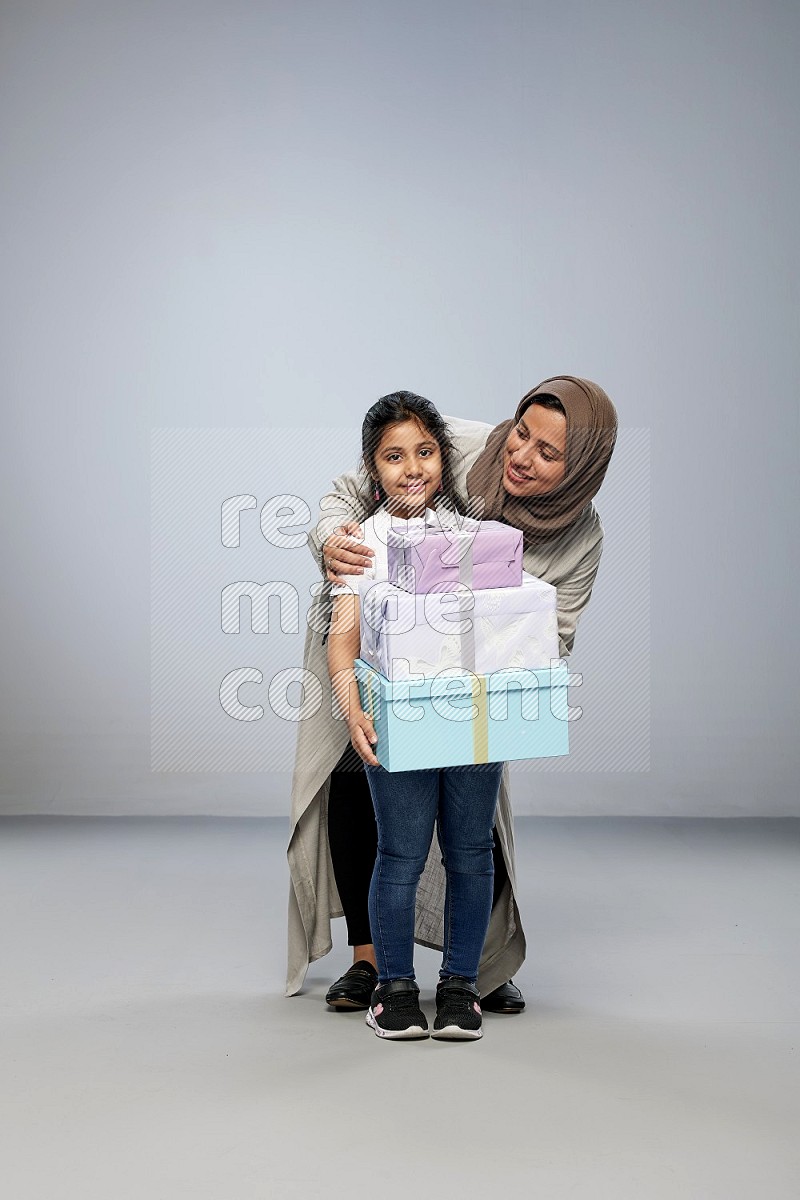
286, 376, 618, 1010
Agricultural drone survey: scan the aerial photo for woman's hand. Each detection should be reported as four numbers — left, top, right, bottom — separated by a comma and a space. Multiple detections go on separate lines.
348, 709, 379, 767
323, 524, 375, 586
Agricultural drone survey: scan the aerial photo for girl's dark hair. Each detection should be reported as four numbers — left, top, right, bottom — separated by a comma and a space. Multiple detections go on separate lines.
361, 390, 464, 515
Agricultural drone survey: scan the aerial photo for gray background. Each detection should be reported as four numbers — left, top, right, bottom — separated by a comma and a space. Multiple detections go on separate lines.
1, 0, 797, 815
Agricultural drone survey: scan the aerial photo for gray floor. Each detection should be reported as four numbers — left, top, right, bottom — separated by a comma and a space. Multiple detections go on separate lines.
1, 816, 798, 1199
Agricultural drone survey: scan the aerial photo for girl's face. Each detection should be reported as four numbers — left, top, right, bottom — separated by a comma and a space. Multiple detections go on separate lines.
371, 418, 443, 515
503, 404, 567, 497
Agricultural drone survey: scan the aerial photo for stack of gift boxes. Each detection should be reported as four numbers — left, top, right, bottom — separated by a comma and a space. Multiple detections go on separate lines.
354, 518, 570, 771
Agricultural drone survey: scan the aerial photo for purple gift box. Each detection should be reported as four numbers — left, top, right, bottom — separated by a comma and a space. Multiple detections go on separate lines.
386, 519, 523, 594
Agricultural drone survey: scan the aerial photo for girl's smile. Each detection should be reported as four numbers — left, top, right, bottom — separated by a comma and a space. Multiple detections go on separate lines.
372, 418, 443, 514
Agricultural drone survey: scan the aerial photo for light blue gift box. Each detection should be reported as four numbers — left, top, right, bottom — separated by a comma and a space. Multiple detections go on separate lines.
354, 658, 570, 772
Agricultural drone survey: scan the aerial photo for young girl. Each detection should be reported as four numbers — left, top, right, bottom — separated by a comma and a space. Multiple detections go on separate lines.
326, 391, 504, 1041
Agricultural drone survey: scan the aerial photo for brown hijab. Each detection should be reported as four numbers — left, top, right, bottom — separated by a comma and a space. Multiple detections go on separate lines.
465, 376, 618, 545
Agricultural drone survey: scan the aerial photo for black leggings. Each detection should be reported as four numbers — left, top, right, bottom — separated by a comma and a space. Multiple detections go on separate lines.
327, 742, 509, 947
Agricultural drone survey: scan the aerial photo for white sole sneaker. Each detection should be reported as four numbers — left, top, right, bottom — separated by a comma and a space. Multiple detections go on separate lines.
431, 1024, 483, 1040
366, 1007, 429, 1040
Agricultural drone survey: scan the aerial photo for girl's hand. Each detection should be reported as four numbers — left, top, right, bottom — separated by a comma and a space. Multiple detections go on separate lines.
323, 524, 374, 585
348, 709, 379, 767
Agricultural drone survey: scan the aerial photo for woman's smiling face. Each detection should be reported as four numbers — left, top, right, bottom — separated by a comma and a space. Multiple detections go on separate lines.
503, 403, 567, 497
372, 418, 443, 514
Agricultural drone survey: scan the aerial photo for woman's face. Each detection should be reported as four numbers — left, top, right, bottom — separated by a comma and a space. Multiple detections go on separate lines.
372, 418, 443, 515
503, 403, 567, 497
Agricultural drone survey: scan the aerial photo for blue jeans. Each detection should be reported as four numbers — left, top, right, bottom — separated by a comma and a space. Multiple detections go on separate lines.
364, 762, 504, 985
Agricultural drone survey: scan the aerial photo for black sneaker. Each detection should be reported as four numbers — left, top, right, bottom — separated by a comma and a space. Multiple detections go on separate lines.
325, 961, 378, 1010
366, 979, 429, 1040
432, 977, 483, 1040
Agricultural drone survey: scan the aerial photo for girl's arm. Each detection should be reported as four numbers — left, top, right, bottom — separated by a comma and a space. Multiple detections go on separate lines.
327, 593, 379, 766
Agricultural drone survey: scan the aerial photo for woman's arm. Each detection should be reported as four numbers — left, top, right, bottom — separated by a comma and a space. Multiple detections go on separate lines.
554, 534, 604, 658
308, 468, 373, 580
326, 593, 379, 766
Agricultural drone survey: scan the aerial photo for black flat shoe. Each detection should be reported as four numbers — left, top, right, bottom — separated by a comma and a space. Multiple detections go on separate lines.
325, 961, 378, 1010
481, 979, 526, 1014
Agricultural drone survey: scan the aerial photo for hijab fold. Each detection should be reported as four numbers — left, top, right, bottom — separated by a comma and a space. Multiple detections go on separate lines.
465, 376, 618, 545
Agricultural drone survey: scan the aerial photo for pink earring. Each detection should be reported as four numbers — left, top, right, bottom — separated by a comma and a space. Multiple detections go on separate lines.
373, 482, 380, 501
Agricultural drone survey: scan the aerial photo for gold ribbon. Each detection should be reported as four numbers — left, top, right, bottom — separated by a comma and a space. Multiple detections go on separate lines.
363, 670, 377, 722
471, 674, 489, 763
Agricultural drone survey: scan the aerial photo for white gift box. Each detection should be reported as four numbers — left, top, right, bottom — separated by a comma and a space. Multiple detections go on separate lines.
358, 571, 559, 680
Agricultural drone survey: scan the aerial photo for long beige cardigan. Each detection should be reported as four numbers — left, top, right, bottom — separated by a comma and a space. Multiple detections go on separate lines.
285, 416, 604, 996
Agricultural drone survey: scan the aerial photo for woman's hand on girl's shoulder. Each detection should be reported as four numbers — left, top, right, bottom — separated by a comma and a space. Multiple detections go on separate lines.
348, 709, 379, 767
324, 523, 374, 585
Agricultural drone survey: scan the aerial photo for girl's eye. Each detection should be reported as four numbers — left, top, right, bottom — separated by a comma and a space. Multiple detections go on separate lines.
516, 425, 527, 438
385, 447, 436, 462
